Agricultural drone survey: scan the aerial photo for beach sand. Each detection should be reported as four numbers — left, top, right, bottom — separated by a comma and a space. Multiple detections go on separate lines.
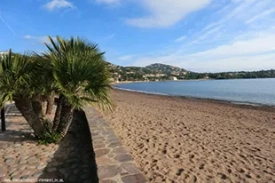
102, 89, 275, 183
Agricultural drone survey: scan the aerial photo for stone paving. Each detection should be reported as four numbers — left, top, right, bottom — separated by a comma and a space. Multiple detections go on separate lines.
0, 103, 58, 183
0, 103, 98, 183
0, 103, 145, 183
84, 106, 147, 183
38, 110, 98, 183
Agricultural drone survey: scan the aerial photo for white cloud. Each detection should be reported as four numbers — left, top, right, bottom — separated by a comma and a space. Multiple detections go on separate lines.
44, 0, 75, 11
245, 8, 275, 24
118, 54, 135, 61
174, 36, 186, 42
126, 0, 211, 28
189, 35, 275, 59
95, 0, 120, 4
118, 0, 275, 72
128, 28, 275, 72
23, 35, 56, 44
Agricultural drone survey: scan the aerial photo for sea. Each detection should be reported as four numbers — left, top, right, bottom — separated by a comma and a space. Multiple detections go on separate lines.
115, 78, 275, 106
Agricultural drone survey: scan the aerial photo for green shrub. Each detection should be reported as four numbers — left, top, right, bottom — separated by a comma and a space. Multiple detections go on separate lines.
38, 131, 61, 145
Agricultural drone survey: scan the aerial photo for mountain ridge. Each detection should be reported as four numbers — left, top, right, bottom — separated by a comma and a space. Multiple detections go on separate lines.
109, 62, 275, 82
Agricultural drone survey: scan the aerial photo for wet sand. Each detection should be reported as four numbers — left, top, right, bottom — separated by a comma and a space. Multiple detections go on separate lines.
103, 89, 275, 183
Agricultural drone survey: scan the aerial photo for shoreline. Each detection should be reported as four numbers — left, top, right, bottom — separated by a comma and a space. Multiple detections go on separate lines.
112, 87, 275, 113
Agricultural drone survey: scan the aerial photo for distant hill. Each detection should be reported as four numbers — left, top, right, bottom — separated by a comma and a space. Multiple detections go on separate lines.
109, 63, 275, 82
145, 63, 187, 73
110, 63, 189, 82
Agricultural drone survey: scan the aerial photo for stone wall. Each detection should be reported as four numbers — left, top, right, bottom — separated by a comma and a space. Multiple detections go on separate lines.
83, 106, 147, 183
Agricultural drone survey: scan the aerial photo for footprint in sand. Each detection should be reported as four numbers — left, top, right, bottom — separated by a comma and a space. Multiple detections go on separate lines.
176, 168, 184, 176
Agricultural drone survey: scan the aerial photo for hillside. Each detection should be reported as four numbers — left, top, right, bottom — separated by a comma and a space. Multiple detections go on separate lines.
109, 63, 275, 82
110, 63, 189, 82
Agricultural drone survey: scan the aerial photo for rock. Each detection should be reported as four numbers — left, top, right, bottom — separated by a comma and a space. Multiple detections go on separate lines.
8, 167, 18, 174
100, 180, 117, 183
20, 175, 30, 180
80, 173, 90, 179
98, 165, 122, 179
28, 165, 37, 169
11, 174, 23, 181
19, 159, 27, 165
97, 157, 117, 166
113, 147, 128, 155
68, 174, 77, 182
121, 174, 147, 183
115, 154, 133, 162
73, 169, 79, 174
10, 171, 20, 177
108, 142, 122, 148
14, 144, 22, 147
0, 166, 6, 177
59, 168, 67, 176
52, 161, 59, 167
18, 155, 28, 160
93, 143, 106, 149
83, 168, 90, 173
95, 148, 110, 158
83, 180, 92, 183
32, 171, 43, 177
18, 165, 27, 171
71, 163, 79, 169
121, 163, 142, 174
5, 158, 15, 165
37, 164, 46, 170
3, 155, 14, 159
64, 170, 72, 179
47, 167, 57, 173
27, 157, 39, 164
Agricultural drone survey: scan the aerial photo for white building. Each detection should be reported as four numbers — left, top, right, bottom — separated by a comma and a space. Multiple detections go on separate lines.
0, 51, 8, 58
169, 76, 178, 81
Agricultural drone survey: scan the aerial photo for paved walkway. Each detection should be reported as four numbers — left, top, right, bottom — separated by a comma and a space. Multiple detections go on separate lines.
0, 104, 57, 182
0, 104, 97, 183
0, 104, 146, 183
84, 106, 147, 183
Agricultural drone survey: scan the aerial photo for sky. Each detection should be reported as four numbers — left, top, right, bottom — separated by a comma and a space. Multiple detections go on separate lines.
0, 0, 275, 72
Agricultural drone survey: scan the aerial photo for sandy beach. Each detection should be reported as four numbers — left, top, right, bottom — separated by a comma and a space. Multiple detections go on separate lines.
102, 89, 275, 183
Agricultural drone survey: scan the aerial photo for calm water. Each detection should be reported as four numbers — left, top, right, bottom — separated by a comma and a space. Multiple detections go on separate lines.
115, 78, 275, 106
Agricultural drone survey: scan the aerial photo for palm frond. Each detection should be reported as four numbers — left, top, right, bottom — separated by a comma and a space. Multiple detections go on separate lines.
44, 36, 114, 110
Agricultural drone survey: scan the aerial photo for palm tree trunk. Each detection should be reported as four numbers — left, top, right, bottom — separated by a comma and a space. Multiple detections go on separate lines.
42, 101, 47, 116
52, 94, 64, 131
56, 101, 74, 138
14, 98, 45, 137
32, 95, 43, 119
46, 91, 55, 115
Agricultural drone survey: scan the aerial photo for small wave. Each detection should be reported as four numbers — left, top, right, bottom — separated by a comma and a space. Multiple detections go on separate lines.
113, 86, 274, 107
113, 86, 170, 96
230, 101, 262, 107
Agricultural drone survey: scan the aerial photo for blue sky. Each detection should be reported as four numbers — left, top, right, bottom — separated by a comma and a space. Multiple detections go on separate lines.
0, 0, 275, 72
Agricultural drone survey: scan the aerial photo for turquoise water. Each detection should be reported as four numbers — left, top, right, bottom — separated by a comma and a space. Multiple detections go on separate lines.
115, 78, 275, 106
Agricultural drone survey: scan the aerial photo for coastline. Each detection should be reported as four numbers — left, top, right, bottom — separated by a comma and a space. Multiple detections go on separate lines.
111, 78, 214, 85
112, 87, 275, 112
103, 89, 275, 183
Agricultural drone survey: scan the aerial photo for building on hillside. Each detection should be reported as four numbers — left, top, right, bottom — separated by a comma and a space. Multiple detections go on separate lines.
169, 76, 178, 81
0, 51, 8, 58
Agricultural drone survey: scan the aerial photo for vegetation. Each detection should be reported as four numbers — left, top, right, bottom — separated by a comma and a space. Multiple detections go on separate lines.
110, 63, 188, 81
110, 63, 275, 81
0, 36, 113, 144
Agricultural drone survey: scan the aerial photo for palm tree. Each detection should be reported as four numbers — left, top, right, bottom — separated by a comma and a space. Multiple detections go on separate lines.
0, 50, 46, 136
44, 36, 113, 138
0, 36, 113, 142
31, 54, 56, 116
